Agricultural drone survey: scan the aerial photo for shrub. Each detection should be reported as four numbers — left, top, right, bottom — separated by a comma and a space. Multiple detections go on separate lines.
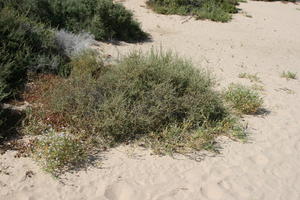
281, 71, 297, 80
146, 0, 239, 22
224, 84, 263, 114
32, 130, 87, 175
4, 0, 148, 41
20, 50, 248, 173
0, 7, 69, 99
41, 50, 244, 150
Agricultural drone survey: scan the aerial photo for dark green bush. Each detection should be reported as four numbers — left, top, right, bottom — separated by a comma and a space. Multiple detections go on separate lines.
0, 7, 69, 100
47, 51, 234, 146
3, 0, 148, 41
146, 0, 239, 22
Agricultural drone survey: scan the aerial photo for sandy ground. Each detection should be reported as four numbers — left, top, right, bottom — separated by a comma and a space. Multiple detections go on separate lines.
1, 1, 300, 199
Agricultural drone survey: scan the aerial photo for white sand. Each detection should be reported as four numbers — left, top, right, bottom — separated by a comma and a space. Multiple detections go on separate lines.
1, 1, 300, 199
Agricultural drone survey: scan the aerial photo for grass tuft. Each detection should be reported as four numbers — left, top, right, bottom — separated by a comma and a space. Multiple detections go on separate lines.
238, 73, 261, 83
281, 71, 297, 80
224, 83, 263, 114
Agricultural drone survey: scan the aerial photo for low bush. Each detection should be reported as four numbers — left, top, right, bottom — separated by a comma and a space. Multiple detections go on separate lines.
224, 84, 263, 114
23, 51, 245, 155
146, 0, 240, 22
4, 0, 148, 41
48, 51, 228, 144
21, 50, 248, 173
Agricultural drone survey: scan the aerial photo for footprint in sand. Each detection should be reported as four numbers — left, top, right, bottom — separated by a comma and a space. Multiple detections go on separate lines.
104, 182, 146, 200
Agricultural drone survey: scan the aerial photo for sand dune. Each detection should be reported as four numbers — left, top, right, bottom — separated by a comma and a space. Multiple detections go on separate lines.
1, 1, 300, 199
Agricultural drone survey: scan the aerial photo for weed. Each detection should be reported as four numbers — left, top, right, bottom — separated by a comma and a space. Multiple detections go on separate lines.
224, 84, 263, 114
142, 116, 246, 155
238, 73, 261, 83
251, 84, 264, 91
281, 71, 297, 80
32, 130, 87, 175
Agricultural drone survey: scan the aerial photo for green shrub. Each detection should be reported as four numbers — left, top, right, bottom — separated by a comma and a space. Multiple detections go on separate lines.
146, 0, 239, 22
32, 130, 87, 175
20, 50, 248, 173
224, 84, 263, 114
4, 0, 148, 41
44, 50, 244, 149
0, 7, 69, 99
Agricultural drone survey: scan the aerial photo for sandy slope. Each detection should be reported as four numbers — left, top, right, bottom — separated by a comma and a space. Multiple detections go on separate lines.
1, 1, 300, 199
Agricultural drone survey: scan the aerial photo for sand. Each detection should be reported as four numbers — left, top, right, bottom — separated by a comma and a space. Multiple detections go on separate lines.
1, 1, 300, 199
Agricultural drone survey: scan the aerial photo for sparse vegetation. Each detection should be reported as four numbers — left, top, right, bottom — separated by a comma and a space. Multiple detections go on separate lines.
281, 71, 297, 80
146, 0, 240, 22
238, 73, 261, 83
251, 84, 264, 91
224, 84, 263, 114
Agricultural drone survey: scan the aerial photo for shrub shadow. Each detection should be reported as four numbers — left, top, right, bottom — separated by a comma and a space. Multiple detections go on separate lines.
253, 108, 271, 117
104, 35, 153, 46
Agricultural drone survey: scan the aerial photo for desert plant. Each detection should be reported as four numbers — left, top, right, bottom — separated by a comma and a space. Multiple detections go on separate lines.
146, 0, 239, 22
281, 71, 297, 80
224, 84, 263, 114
